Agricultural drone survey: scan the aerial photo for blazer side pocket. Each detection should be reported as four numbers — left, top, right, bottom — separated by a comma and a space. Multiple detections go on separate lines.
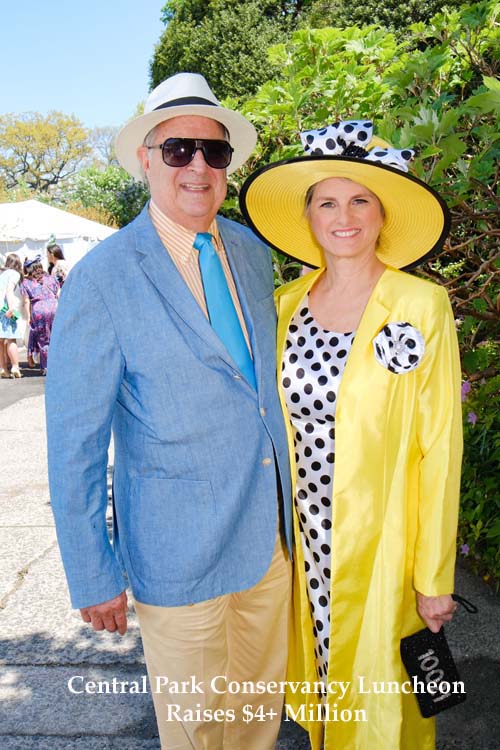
123, 476, 217, 584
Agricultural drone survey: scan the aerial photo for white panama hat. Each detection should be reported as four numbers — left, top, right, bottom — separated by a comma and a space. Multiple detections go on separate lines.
115, 72, 257, 181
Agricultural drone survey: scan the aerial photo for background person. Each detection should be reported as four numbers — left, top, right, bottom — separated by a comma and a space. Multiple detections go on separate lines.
45, 72, 292, 750
46, 236, 69, 287
240, 120, 463, 750
20, 257, 59, 376
0, 254, 28, 378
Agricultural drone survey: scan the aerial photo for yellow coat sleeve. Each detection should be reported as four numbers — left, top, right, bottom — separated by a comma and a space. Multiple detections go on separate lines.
414, 285, 463, 595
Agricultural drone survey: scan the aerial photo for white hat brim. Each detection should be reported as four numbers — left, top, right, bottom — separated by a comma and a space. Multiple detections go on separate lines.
115, 104, 257, 181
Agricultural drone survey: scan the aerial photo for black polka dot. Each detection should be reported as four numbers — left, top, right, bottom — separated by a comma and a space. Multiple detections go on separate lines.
321, 496, 331, 507
326, 391, 336, 402
326, 453, 335, 463
297, 336, 306, 346
319, 595, 328, 607
311, 461, 321, 471
283, 377, 291, 388
310, 578, 319, 589
329, 336, 339, 347
304, 383, 313, 394
304, 446, 312, 457
313, 400, 323, 410
291, 392, 300, 403
310, 504, 319, 515
308, 482, 318, 493
315, 438, 325, 449
296, 367, 305, 379
297, 489, 307, 500
316, 620, 324, 632
320, 475, 331, 485
305, 423, 314, 434
321, 519, 332, 530
321, 543, 331, 555
310, 529, 319, 540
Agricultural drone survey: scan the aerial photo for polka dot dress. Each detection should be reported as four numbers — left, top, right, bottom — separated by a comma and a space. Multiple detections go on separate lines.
282, 298, 355, 682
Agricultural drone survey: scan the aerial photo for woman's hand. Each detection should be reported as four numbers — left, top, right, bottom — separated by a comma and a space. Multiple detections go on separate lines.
417, 592, 456, 633
4, 309, 14, 318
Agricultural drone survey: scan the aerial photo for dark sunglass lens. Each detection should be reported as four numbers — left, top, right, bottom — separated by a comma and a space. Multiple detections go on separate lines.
162, 139, 195, 167
204, 141, 232, 169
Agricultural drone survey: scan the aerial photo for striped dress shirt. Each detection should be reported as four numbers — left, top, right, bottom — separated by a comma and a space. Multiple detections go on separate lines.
149, 200, 252, 354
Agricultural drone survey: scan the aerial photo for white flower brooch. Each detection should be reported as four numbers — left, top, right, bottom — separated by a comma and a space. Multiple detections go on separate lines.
373, 322, 425, 374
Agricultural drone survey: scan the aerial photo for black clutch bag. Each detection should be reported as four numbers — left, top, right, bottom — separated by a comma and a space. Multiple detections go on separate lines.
400, 594, 477, 718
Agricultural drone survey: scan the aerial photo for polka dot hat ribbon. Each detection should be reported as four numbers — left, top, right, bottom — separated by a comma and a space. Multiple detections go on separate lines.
300, 120, 414, 173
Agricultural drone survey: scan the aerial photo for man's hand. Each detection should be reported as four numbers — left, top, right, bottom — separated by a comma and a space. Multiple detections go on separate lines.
80, 591, 128, 635
416, 592, 456, 633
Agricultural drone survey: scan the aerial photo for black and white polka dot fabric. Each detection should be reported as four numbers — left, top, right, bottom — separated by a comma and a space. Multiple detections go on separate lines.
373, 322, 425, 374
299, 119, 414, 172
300, 120, 373, 157
282, 298, 355, 682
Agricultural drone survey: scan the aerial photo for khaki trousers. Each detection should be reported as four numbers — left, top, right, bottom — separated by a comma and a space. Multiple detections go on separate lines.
134, 535, 291, 750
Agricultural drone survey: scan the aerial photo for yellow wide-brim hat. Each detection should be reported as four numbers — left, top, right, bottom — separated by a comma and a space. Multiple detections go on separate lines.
240, 122, 450, 269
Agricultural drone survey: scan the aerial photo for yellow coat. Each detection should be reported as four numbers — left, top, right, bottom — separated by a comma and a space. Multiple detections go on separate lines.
275, 266, 463, 750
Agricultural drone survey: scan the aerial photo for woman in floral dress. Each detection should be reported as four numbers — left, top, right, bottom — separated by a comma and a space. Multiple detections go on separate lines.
21, 257, 59, 375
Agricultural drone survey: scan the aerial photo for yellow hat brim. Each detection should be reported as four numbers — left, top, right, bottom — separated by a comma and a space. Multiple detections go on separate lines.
240, 156, 450, 269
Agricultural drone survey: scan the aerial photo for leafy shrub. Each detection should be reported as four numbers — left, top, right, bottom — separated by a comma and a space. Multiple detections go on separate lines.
459, 376, 500, 590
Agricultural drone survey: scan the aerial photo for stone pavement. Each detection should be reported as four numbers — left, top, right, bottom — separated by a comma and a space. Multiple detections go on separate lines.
0, 369, 498, 749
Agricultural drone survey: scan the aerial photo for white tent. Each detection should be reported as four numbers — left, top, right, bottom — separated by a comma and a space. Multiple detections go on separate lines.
0, 199, 116, 270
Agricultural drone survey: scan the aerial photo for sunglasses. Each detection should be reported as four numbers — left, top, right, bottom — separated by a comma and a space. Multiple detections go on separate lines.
146, 138, 234, 169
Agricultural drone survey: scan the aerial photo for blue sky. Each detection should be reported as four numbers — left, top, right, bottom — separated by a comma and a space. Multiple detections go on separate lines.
0, 0, 166, 129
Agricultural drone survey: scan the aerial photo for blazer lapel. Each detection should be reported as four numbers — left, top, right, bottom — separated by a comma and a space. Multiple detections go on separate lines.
276, 267, 392, 383
340, 269, 392, 385
219, 221, 273, 394
133, 208, 242, 371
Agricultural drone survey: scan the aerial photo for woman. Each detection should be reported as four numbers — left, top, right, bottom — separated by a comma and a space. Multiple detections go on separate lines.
0, 254, 28, 378
46, 239, 69, 287
240, 121, 463, 750
21, 256, 59, 375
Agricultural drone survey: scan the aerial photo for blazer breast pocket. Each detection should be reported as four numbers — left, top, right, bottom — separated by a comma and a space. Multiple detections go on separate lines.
122, 476, 217, 584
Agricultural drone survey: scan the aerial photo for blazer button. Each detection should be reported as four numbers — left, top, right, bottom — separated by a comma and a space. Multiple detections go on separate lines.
260, 407, 266, 417
233, 373, 242, 380
262, 457, 272, 466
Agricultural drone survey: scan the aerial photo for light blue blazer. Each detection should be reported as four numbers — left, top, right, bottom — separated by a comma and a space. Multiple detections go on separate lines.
46, 206, 292, 609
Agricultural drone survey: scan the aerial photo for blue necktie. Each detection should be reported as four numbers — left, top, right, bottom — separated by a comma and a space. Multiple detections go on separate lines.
193, 232, 256, 390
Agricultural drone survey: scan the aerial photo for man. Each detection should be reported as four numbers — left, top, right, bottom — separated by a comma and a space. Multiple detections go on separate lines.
46, 72, 292, 750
